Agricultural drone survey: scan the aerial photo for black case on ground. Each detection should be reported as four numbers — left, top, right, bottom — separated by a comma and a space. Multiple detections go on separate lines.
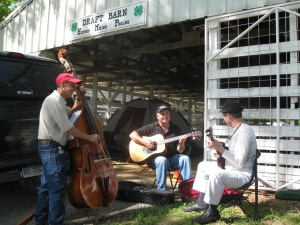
139, 188, 175, 205
117, 181, 175, 205
116, 181, 147, 202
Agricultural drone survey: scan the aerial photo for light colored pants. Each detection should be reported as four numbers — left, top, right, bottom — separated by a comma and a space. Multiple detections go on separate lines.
149, 154, 192, 190
192, 161, 251, 205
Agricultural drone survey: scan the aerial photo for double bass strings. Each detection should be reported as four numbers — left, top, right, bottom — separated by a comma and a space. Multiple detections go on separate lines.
76, 86, 112, 160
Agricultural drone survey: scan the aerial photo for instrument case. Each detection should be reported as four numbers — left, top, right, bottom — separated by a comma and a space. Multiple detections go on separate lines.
139, 188, 175, 205
116, 181, 175, 205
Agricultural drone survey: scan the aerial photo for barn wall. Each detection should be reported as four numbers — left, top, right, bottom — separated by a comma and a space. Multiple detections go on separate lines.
0, 0, 298, 53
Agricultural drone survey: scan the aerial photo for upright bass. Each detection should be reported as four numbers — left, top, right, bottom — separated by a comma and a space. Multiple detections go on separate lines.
17, 51, 118, 225
64, 54, 118, 209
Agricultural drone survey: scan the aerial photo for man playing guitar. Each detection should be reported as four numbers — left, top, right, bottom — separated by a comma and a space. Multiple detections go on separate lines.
183, 99, 257, 224
129, 105, 201, 190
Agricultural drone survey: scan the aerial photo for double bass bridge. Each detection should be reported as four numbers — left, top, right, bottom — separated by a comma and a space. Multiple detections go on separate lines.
94, 157, 111, 163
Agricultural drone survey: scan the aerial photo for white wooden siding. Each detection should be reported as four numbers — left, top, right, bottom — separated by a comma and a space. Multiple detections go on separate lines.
1, 0, 298, 53
205, 2, 300, 190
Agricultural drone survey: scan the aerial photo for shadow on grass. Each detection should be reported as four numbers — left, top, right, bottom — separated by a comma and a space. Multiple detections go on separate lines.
217, 191, 300, 225
70, 189, 299, 225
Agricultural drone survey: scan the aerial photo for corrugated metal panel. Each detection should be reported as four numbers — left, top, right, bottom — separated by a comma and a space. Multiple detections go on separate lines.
0, 0, 298, 53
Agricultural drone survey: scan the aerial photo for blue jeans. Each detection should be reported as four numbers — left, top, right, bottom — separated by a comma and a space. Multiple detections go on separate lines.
148, 154, 192, 190
35, 141, 67, 225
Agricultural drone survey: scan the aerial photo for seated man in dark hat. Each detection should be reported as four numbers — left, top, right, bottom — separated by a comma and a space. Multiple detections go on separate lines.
129, 105, 196, 190
183, 99, 257, 224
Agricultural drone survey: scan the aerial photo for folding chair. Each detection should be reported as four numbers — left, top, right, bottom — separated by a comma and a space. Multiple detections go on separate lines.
220, 150, 261, 220
152, 143, 192, 191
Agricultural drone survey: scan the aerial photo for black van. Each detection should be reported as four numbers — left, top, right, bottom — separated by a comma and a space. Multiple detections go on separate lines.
0, 51, 62, 183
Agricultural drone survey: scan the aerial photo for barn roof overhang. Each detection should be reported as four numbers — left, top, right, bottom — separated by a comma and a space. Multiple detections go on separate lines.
41, 19, 205, 104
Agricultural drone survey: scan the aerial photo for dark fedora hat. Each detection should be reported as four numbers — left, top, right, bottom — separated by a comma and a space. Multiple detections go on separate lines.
220, 99, 243, 113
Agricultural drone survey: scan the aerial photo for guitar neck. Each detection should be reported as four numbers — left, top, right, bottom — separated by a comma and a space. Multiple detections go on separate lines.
157, 133, 191, 145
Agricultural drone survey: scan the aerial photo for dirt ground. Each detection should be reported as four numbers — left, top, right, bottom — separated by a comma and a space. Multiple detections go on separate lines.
112, 156, 202, 187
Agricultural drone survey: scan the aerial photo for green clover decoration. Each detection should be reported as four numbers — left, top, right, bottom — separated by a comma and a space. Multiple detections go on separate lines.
134, 5, 143, 17
71, 22, 78, 32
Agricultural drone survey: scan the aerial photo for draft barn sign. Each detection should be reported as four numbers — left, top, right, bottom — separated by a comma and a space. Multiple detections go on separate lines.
70, 1, 147, 40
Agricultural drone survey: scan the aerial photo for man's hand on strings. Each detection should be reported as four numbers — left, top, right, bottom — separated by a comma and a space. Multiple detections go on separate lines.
71, 85, 86, 111
207, 139, 225, 154
90, 134, 101, 144
79, 85, 86, 94
179, 136, 187, 145
144, 140, 157, 151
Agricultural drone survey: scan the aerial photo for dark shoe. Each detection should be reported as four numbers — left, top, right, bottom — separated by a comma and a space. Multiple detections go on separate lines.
183, 203, 209, 212
193, 210, 220, 224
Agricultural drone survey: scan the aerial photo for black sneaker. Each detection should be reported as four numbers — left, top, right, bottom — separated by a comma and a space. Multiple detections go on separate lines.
193, 210, 220, 224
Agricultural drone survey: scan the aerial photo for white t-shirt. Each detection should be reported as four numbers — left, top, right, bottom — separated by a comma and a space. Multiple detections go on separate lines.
222, 123, 257, 172
38, 90, 73, 146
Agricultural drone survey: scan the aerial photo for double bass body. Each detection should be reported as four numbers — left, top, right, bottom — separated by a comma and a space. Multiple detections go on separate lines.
67, 90, 118, 209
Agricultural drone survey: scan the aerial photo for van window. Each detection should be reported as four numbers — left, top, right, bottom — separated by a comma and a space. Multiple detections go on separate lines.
0, 100, 41, 153
0, 57, 60, 155
0, 59, 57, 97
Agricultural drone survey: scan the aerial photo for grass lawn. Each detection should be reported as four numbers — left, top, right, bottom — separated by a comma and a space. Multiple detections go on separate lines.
99, 190, 300, 225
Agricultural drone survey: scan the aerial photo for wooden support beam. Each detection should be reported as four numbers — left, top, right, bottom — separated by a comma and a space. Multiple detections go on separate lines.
72, 30, 203, 63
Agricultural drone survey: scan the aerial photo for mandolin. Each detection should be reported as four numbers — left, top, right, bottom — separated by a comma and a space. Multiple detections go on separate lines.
205, 127, 227, 169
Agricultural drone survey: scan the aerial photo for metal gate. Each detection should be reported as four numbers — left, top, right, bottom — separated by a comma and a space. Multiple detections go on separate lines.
204, 1, 300, 190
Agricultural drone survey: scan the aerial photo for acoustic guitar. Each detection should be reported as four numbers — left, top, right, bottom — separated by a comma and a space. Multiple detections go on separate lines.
129, 131, 201, 165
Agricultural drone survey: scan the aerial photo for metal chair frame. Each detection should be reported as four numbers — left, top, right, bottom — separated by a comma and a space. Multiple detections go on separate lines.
220, 150, 261, 220
152, 143, 191, 191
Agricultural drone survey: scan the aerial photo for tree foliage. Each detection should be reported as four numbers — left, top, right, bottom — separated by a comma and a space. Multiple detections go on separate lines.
0, 0, 24, 24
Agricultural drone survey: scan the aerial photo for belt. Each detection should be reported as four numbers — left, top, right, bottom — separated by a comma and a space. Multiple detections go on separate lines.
39, 139, 62, 147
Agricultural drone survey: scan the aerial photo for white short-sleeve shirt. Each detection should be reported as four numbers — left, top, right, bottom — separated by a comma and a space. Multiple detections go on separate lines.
38, 90, 73, 146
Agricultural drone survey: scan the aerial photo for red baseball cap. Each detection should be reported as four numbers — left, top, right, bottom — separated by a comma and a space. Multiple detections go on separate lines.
55, 73, 82, 85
